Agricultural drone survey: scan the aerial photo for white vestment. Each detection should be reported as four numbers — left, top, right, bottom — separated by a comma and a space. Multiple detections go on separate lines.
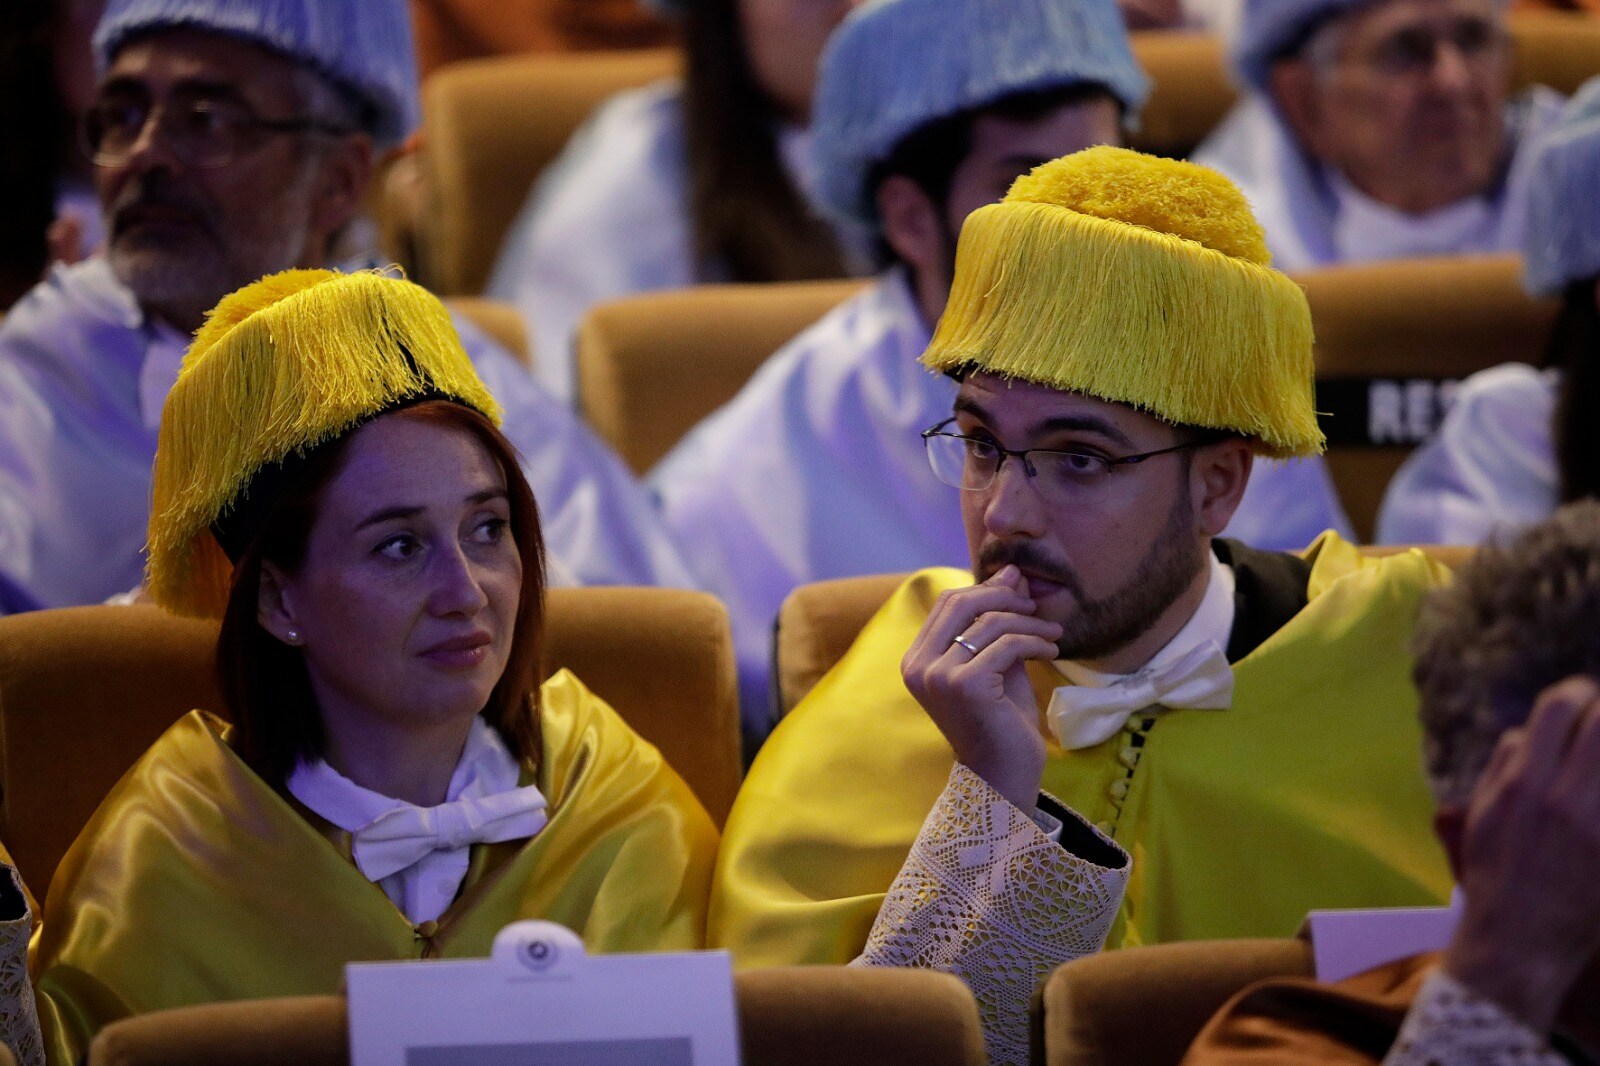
0, 258, 695, 612
1377, 362, 1560, 546
487, 80, 872, 402
648, 270, 1354, 735
1193, 88, 1565, 272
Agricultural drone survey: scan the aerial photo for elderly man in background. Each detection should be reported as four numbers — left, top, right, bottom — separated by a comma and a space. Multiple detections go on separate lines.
0, 0, 693, 613
1185, 502, 1600, 1064
650, 0, 1352, 736
1195, 0, 1563, 270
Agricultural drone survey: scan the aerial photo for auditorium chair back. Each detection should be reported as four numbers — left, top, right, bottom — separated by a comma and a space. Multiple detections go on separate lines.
1297, 255, 1558, 542
419, 48, 680, 296
86, 968, 986, 1066
576, 279, 868, 474
444, 297, 533, 370
772, 546, 1474, 715
1128, 31, 1233, 158
0, 589, 739, 894
1040, 938, 1314, 1066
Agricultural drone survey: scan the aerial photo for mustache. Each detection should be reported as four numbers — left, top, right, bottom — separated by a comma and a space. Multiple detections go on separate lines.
975, 540, 1084, 599
109, 175, 213, 236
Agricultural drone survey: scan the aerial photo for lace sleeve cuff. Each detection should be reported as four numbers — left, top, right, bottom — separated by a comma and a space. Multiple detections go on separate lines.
1382, 967, 1567, 1066
855, 763, 1130, 1066
0, 866, 43, 1066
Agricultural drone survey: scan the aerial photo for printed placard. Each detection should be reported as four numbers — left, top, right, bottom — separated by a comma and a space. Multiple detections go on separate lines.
348, 921, 739, 1066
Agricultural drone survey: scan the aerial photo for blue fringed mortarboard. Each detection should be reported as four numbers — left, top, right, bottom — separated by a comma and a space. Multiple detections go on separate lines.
1233, 0, 1509, 94
93, 0, 420, 150
810, 0, 1151, 229
1524, 76, 1600, 296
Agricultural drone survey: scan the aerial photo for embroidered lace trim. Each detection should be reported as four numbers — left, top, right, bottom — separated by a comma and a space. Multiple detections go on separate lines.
855, 763, 1130, 1066
0, 867, 42, 1066
1383, 968, 1568, 1066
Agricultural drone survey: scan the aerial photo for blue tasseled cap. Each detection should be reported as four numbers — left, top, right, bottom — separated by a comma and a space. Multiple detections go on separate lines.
1233, 0, 1370, 93
811, 0, 1151, 229
93, 0, 420, 150
1233, 0, 1509, 94
1524, 77, 1600, 295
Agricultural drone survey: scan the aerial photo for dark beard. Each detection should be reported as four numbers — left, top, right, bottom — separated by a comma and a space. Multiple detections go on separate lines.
976, 487, 1207, 662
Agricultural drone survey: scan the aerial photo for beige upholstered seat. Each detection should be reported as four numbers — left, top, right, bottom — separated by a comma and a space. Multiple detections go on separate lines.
576, 278, 868, 474
418, 48, 680, 296
444, 296, 533, 369
772, 546, 1473, 714
1040, 939, 1315, 1066
1296, 255, 1558, 541
1128, 31, 1234, 158
1508, 11, 1600, 97
86, 968, 986, 1066
0, 588, 738, 895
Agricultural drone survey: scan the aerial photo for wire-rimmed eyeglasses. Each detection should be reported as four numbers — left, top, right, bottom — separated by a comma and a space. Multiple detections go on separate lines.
80, 91, 355, 169
921, 418, 1206, 496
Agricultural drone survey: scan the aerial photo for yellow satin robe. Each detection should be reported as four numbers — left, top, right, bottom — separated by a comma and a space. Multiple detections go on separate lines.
30, 670, 718, 1065
710, 535, 1454, 966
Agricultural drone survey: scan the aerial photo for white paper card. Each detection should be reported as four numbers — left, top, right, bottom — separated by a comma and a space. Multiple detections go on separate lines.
1304, 897, 1461, 984
348, 921, 740, 1066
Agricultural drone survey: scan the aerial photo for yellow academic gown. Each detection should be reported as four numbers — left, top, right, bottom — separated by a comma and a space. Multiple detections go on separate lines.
28, 670, 717, 1065
711, 535, 1454, 966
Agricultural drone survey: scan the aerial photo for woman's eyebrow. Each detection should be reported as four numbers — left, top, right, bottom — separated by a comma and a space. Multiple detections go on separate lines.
354, 505, 422, 532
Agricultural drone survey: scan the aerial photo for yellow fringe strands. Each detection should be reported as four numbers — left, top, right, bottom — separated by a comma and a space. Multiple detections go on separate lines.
922, 146, 1324, 459
147, 269, 502, 618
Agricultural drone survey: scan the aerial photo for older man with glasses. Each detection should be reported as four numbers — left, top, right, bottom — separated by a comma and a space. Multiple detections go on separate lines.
1194, 0, 1564, 270
711, 147, 1453, 1066
0, 0, 693, 615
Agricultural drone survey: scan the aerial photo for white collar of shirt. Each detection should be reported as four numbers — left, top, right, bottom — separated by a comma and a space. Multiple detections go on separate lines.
1327, 169, 1494, 264
1054, 550, 1236, 691
1046, 553, 1236, 749
287, 716, 543, 924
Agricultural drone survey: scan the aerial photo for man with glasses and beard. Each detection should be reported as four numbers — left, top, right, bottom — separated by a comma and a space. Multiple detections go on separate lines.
651, 0, 1352, 740
0, 0, 693, 614
710, 146, 1452, 1066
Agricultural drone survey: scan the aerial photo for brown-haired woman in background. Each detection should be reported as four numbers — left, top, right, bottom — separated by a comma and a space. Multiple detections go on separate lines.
0, 269, 716, 1066
486, 0, 874, 401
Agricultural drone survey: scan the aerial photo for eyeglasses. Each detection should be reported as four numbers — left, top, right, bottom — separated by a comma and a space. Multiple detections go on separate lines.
922, 418, 1205, 499
1347, 17, 1506, 77
80, 92, 355, 169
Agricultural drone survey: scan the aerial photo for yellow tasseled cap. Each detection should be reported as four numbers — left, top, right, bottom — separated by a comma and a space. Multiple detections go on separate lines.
146, 269, 502, 619
922, 146, 1323, 458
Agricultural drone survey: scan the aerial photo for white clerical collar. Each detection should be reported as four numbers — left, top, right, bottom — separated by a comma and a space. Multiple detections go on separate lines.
1054, 550, 1236, 690
1327, 169, 1493, 264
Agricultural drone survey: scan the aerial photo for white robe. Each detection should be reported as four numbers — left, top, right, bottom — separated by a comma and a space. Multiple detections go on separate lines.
1193, 88, 1565, 272
0, 258, 695, 612
648, 269, 1354, 734
1376, 362, 1560, 546
487, 80, 872, 402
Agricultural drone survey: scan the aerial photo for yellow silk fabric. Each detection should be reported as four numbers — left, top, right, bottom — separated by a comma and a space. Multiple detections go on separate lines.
31, 670, 717, 1065
710, 535, 1454, 967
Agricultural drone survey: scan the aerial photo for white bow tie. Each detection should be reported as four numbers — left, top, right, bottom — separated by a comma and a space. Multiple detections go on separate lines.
1047, 640, 1235, 751
352, 785, 550, 883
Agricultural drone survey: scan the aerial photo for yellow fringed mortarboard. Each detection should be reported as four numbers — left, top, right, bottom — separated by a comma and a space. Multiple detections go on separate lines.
146, 268, 502, 619
922, 146, 1323, 458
